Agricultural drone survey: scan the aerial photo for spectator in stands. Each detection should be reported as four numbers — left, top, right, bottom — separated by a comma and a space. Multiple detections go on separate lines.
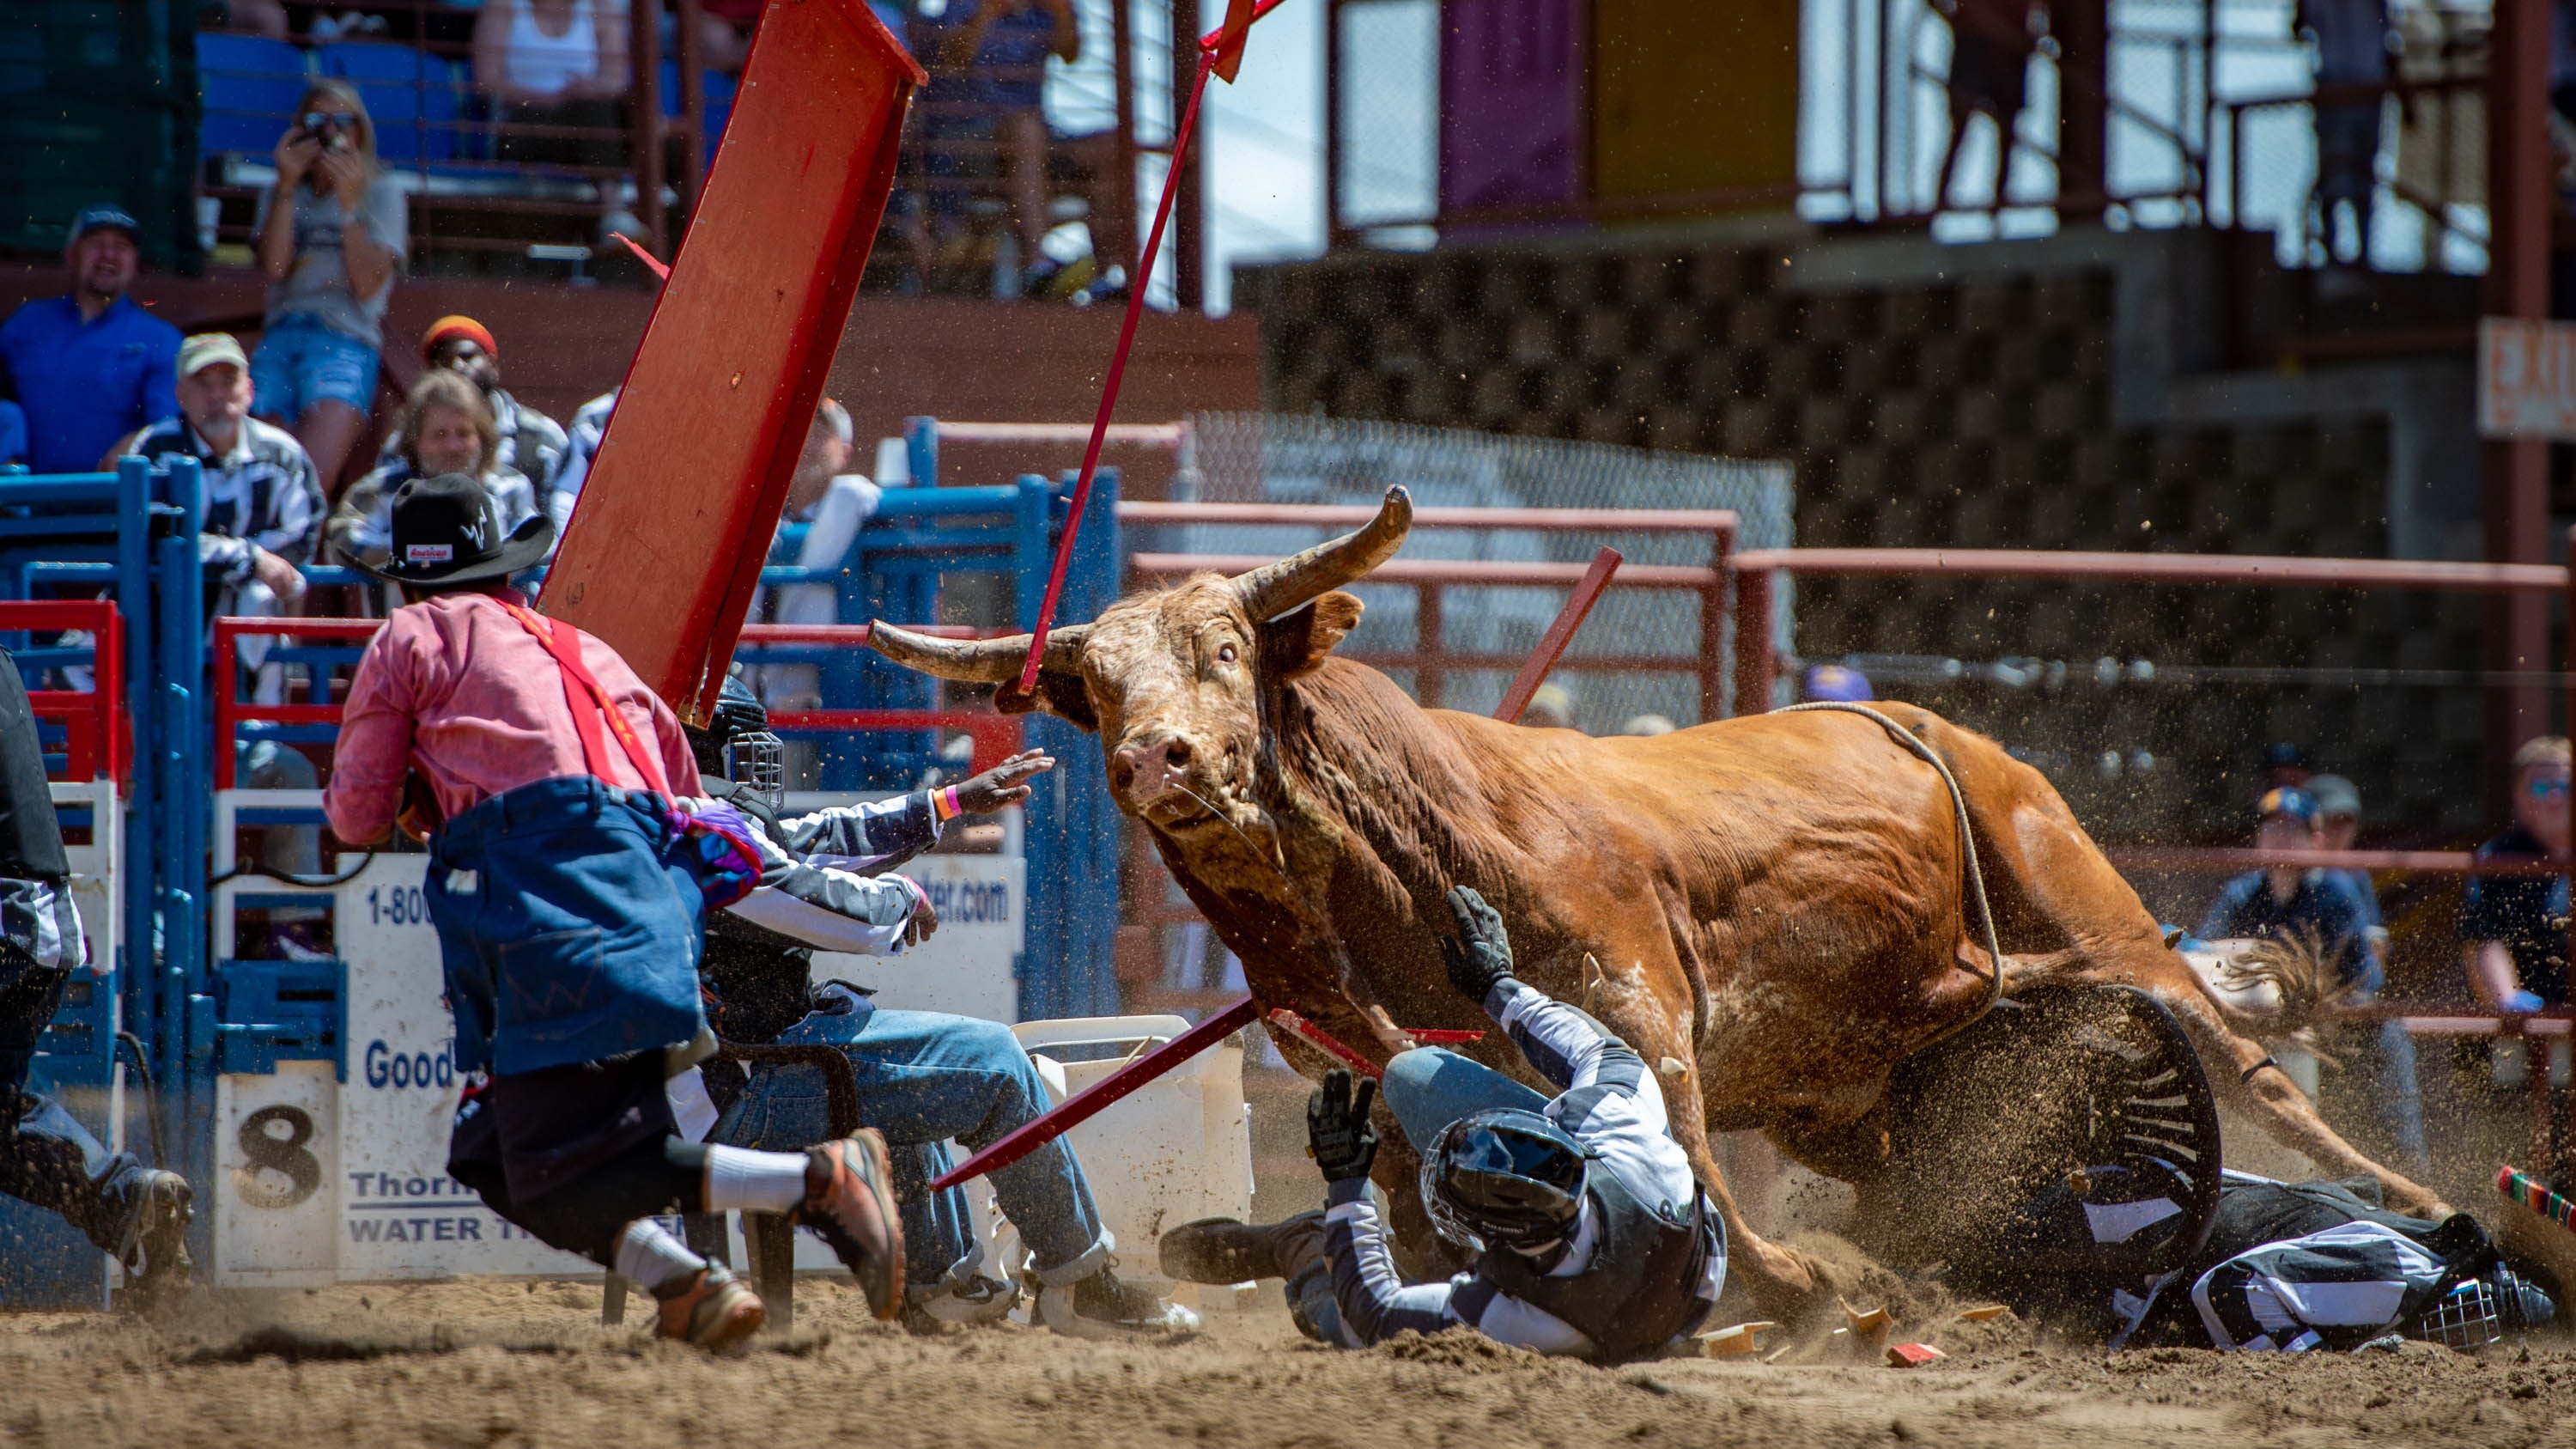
252, 80, 408, 492
745, 399, 881, 716
329, 372, 541, 573
2262, 740, 2312, 792
123, 332, 328, 939
201, 0, 293, 40
2462, 737, 2572, 1017
123, 332, 325, 680
1929, 0, 2044, 214
1521, 684, 1576, 731
377, 317, 569, 496
0, 206, 179, 476
1803, 663, 1874, 703
921, 0, 1079, 285
2307, 773, 2383, 932
677, 0, 756, 72
2299, 0, 2393, 269
2200, 786, 2427, 1173
1619, 715, 1676, 737
475, 0, 635, 168
544, 387, 617, 531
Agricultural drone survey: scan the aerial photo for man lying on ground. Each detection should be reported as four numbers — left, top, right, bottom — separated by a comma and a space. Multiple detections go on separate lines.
1161, 886, 1723, 1362
681, 675, 1195, 1337
2004, 1151, 2559, 1352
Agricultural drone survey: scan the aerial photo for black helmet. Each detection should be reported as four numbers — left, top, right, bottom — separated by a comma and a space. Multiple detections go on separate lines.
1419, 1108, 1590, 1252
686, 672, 785, 807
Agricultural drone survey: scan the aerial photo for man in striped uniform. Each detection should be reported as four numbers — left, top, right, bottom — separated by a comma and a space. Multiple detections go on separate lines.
124, 332, 325, 630
2002, 1158, 2561, 1352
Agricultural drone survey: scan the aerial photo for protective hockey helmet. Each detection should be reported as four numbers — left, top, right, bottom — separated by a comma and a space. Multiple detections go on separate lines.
1419, 1108, 1591, 1253
2411, 1264, 2559, 1349
687, 671, 786, 808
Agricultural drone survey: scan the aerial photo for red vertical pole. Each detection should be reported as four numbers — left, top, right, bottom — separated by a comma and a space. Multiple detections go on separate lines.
1703, 521, 1732, 721
1416, 581, 1445, 708
634, 0, 668, 253
1322, 0, 1341, 241
1172, 0, 1205, 309
2486, 0, 2553, 814
1733, 567, 1775, 715
1112, 0, 1140, 272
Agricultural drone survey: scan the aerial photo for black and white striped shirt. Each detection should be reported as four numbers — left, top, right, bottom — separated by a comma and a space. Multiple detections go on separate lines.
124, 415, 325, 588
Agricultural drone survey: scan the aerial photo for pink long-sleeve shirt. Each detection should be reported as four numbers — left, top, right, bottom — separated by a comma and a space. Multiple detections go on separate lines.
323, 590, 705, 846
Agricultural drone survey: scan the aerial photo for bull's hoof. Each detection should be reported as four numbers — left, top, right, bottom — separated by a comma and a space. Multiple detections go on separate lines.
1734, 1237, 1842, 1329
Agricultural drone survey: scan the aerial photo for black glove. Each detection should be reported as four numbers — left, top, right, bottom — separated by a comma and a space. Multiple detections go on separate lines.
1305, 1068, 1379, 1183
1439, 885, 1517, 1005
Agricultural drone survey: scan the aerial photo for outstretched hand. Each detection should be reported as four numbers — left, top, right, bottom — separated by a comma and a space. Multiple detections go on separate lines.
1305, 1068, 1379, 1183
952, 750, 1054, 815
1439, 885, 1517, 1004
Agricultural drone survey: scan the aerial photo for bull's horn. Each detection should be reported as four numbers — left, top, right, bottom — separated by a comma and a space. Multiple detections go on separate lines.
868, 621, 1088, 681
1229, 485, 1413, 622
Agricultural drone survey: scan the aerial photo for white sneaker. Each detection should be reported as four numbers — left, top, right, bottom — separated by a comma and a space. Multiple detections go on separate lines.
1035, 1264, 1200, 1340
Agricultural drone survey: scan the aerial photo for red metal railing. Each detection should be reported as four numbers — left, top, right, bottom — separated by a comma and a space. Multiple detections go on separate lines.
206, 618, 1021, 788
0, 600, 125, 786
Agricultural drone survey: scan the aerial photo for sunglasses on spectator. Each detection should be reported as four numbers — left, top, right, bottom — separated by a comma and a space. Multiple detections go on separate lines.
301, 112, 359, 131
2527, 777, 2572, 801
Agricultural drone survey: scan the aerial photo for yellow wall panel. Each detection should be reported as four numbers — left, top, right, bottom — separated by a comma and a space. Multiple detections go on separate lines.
1590, 0, 1801, 205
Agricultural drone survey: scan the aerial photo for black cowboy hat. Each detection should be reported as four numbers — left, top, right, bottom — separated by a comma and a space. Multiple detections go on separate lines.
351, 472, 555, 586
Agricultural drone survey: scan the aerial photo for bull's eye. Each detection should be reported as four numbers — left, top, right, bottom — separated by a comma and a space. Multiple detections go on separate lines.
1216, 642, 1238, 665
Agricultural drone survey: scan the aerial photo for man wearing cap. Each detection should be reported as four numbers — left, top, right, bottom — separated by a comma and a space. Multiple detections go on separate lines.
124, 334, 325, 640
1802, 662, 1874, 703
376, 317, 568, 491
2199, 786, 2427, 1172
0, 206, 179, 474
125, 335, 330, 928
321, 474, 909, 1349
2306, 774, 2383, 935
743, 399, 881, 729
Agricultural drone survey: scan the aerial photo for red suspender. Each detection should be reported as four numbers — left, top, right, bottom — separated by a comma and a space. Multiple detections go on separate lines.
497, 600, 674, 805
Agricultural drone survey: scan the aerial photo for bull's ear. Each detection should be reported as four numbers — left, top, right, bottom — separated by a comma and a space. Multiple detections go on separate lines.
1261, 590, 1364, 676
993, 675, 1099, 733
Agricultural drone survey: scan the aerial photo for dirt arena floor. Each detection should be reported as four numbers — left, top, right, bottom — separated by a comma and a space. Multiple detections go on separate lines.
6, 1261, 2574, 1449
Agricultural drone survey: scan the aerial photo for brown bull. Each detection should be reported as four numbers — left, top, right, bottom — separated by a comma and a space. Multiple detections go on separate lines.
872, 486, 2444, 1316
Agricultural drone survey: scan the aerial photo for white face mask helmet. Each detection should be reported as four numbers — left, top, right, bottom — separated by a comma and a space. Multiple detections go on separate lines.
2410, 1266, 2556, 1350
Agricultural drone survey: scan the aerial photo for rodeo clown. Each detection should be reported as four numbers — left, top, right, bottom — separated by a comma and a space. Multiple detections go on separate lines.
322, 474, 904, 1350
0, 645, 192, 1301
679, 675, 1195, 1337
1163, 886, 1724, 1361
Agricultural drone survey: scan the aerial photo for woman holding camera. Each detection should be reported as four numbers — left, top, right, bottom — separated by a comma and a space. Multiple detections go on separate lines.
252, 78, 408, 492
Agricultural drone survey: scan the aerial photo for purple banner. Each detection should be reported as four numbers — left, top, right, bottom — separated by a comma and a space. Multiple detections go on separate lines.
1438, 0, 1582, 219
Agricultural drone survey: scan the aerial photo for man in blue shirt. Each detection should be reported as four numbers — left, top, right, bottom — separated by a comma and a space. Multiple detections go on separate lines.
2201, 786, 2427, 1172
0, 206, 180, 474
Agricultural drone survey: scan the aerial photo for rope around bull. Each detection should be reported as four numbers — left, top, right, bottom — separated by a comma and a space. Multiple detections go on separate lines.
1777, 702, 2007, 1044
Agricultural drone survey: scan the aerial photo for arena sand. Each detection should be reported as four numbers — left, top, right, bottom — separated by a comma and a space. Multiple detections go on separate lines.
6, 1267, 2575, 1449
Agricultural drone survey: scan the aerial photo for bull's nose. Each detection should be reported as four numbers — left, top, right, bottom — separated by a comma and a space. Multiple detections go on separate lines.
1113, 734, 1195, 802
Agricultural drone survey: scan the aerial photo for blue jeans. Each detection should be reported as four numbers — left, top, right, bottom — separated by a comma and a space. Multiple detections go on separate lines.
717, 996, 1109, 1287
1382, 1046, 1549, 1153
250, 315, 380, 423
0, 942, 149, 1253
1283, 1047, 1548, 1343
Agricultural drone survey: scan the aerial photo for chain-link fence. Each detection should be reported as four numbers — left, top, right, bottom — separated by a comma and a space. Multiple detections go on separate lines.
1159, 411, 1793, 731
